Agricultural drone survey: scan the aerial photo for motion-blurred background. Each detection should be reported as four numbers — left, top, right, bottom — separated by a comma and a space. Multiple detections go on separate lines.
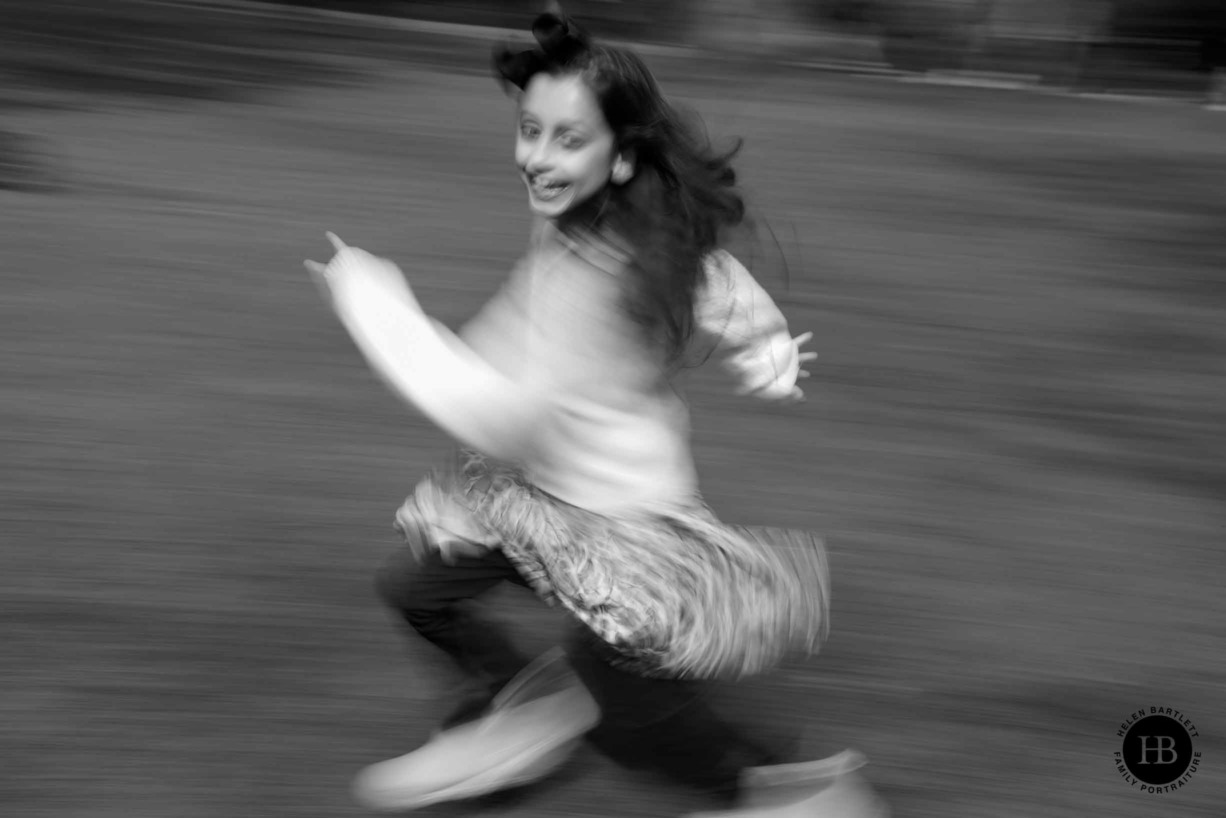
3, 2, 1224, 817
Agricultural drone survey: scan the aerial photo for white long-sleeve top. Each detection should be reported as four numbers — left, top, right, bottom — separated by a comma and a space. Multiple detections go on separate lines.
325, 219, 802, 515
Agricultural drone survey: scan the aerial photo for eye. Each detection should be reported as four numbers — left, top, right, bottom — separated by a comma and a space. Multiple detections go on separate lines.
559, 133, 585, 150
519, 122, 540, 139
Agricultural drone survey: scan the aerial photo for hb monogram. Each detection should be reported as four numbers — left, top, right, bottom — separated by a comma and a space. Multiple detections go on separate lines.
1135, 735, 1179, 765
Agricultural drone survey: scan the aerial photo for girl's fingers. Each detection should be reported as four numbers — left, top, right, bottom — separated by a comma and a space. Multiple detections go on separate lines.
305, 260, 335, 304
326, 231, 347, 253
793, 331, 813, 347
799, 369, 810, 378
798, 351, 818, 363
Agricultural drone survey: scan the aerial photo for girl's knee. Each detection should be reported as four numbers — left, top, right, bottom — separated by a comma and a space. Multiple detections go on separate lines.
374, 509, 439, 605
373, 545, 427, 611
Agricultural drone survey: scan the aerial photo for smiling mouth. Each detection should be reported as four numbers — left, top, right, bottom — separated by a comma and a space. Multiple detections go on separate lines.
528, 176, 571, 202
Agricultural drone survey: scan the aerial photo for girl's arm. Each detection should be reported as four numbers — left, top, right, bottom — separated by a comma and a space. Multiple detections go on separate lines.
690, 250, 813, 401
309, 238, 543, 461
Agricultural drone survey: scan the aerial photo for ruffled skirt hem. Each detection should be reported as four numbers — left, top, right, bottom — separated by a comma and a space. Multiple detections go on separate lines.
402, 451, 831, 681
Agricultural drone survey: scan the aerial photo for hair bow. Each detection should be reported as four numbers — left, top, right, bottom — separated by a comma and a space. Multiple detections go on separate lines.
494, 10, 592, 90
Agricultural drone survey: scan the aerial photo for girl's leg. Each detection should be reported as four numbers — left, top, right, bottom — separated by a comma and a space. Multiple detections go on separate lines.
375, 537, 533, 727
564, 625, 784, 804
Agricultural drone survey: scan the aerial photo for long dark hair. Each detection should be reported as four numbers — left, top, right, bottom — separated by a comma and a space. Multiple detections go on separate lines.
495, 12, 746, 359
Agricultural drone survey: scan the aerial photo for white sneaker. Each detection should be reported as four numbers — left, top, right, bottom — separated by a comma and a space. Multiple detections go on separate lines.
353, 649, 601, 812
685, 750, 890, 818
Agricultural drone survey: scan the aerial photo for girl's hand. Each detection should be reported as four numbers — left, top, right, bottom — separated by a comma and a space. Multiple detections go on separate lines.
394, 493, 499, 566
392, 501, 435, 566
305, 232, 417, 307
782, 331, 817, 404
304, 231, 353, 297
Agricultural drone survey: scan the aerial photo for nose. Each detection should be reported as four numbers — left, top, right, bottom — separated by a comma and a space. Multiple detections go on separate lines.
524, 140, 553, 175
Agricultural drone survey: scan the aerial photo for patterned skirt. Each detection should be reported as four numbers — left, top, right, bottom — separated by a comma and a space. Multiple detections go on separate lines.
402, 451, 831, 681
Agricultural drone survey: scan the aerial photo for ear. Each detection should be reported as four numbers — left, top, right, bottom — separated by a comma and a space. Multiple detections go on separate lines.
611, 152, 635, 185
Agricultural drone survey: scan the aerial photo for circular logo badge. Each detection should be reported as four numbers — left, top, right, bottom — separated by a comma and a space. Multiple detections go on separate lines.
1115, 708, 1202, 793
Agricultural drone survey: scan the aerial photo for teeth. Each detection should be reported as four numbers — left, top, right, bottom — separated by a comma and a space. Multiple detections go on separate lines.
530, 178, 569, 201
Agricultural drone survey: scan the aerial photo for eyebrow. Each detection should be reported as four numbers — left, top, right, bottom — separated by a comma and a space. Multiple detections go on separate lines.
518, 111, 588, 132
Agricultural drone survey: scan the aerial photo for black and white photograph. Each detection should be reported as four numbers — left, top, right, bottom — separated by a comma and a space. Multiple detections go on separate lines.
3, 2, 1223, 817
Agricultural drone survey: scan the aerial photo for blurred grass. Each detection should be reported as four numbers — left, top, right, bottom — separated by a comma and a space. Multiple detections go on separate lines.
2, 5, 1225, 818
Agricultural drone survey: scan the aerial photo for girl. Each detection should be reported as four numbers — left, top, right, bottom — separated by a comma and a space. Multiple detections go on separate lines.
308, 10, 885, 817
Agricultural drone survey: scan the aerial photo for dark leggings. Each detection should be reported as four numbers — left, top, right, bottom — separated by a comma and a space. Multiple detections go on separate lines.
374, 543, 786, 799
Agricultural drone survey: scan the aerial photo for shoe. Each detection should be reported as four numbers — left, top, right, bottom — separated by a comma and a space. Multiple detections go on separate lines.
353, 649, 601, 812
684, 750, 890, 818
433, 685, 501, 736
433, 646, 580, 736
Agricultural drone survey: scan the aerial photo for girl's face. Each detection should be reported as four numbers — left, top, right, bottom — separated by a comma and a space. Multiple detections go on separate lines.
515, 72, 629, 219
